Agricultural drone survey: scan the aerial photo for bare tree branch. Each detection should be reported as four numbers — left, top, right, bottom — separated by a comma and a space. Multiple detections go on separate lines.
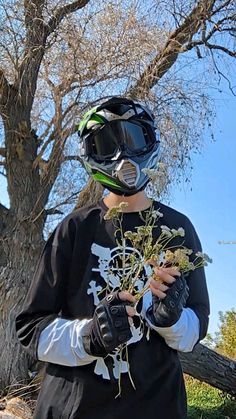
179, 343, 236, 397
0, 203, 9, 216
181, 38, 235, 57
0, 148, 6, 157
0, 69, 10, 103
63, 155, 83, 163
180, 10, 236, 55
209, 49, 236, 96
17, 1, 90, 107
0, 203, 10, 237
210, 0, 233, 17
21, 1, 47, 61
47, 0, 90, 34
45, 208, 64, 215
32, 133, 54, 168
0, 41, 18, 73
127, 1, 217, 97
204, 42, 236, 57
0, 1, 25, 72
37, 118, 55, 143
0, 170, 6, 178
39, 133, 68, 208
75, 177, 104, 210
16, 3, 48, 107
46, 189, 82, 215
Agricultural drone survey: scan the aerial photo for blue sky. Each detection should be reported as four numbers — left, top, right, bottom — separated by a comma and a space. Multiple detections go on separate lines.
166, 93, 236, 336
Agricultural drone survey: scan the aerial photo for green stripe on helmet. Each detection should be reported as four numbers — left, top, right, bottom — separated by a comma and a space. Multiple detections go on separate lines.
92, 172, 122, 189
90, 114, 104, 124
78, 106, 98, 133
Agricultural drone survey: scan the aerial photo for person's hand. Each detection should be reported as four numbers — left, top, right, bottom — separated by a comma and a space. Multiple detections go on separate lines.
147, 264, 189, 327
83, 290, 136, 357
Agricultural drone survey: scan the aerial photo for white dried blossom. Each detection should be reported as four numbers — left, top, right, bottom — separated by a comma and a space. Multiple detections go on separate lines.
195, 252, 213, 264
195, 251, 204, 258
142, 168, 158, 179
151, 209, 163, 219
160, 225, 172, 237
104, 202, 129, 220
178, 227, 185, 237
161, 225, 171, 232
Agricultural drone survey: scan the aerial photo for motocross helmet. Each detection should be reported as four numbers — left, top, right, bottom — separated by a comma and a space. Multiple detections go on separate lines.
78, 97, 160, 195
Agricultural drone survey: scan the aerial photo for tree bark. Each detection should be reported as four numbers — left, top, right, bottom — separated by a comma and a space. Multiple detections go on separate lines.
179, 343, 236, 397
0, 211, 45, 390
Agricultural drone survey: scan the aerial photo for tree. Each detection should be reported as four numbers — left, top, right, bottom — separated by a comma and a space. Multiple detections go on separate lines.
205, 309, 236, 360
215, 309, 236, 359
0, 0, 236, 392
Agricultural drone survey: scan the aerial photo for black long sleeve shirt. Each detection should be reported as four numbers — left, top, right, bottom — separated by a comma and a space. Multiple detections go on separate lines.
16, 199, 210, 419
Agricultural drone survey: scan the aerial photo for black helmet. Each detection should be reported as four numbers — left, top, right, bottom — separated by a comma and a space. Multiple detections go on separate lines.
78, 97, 160, 195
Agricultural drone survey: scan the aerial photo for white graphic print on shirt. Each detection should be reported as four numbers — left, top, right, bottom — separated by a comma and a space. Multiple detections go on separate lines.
88, 242, 152, 380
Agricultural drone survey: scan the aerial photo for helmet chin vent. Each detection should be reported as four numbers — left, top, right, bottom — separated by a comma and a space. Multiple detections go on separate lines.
116, 160, 139, 188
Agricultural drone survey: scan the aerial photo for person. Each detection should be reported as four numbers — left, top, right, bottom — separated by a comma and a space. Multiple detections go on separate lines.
15, 97, 210, 419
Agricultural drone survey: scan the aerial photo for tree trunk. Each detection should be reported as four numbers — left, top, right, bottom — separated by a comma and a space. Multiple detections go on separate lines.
179, 343, 236, 397
0, 221, 45, 391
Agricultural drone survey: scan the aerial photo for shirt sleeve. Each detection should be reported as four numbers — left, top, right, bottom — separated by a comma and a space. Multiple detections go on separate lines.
143, 216, 210, 351
37, 318, 97, 366
183, 217, 210, 342
153, 308, 200, 352
142, 290, 200, 352
15, 216, 96, 366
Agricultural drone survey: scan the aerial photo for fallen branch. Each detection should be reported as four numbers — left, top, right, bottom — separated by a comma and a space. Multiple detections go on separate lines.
179, 343, 236, 397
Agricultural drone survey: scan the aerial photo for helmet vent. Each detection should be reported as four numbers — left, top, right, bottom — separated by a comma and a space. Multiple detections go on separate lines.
116, 160, 138, 187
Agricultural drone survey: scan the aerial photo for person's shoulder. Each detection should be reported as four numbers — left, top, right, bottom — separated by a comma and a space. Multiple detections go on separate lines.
153, 201, 193, 228
153, 200, 189, 221
153, 201, 201, 246
58, 201, 104, 229
50, 201, 104, 246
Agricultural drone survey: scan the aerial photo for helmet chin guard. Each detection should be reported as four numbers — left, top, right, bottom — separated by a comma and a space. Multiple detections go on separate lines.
115, 159, 140, 189
78, 97, 160, 195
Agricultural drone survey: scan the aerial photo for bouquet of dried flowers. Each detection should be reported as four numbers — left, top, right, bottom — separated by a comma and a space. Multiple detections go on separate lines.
102, 201, 212, 396
104, 201, 212, 301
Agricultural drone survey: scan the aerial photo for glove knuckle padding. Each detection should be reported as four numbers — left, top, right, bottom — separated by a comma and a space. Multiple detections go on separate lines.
150, 276, 189, 327
85, 291, 132, 356
166, 277, 188, 311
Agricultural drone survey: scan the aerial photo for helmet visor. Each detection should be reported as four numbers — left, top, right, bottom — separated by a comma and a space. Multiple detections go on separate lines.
85, 120, 155, 160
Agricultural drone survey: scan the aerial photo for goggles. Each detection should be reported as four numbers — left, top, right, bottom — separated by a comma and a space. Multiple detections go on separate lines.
84, 120, 157, 161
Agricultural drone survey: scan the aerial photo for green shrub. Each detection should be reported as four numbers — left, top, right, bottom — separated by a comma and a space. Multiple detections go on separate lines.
185, 376, 236, 419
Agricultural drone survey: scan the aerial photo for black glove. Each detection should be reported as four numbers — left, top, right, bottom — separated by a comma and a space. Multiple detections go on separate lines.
83, 291, 132, 357
147, 276, 189, 327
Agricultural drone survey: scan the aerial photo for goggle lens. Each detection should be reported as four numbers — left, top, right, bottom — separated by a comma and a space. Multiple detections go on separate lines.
86, 120, 155, 160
